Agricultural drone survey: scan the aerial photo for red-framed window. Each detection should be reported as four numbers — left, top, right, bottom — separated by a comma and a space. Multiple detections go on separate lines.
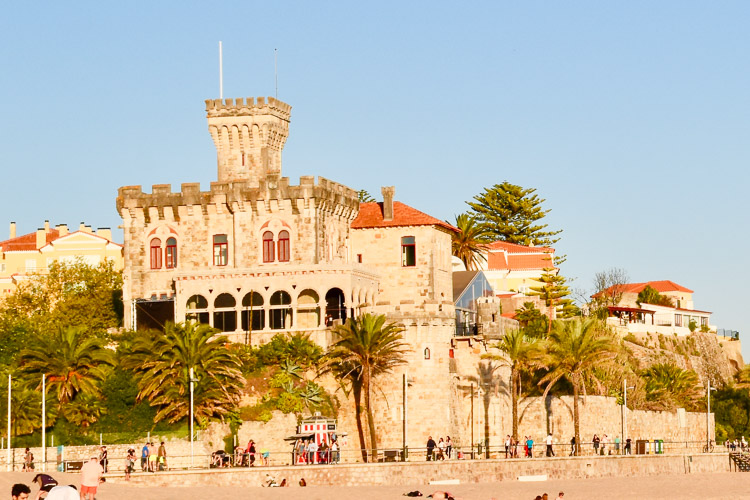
262, 231, 275, 263
213, 234, 228, 266
278, 230, 290, 262
150, 238, 162, 269
165, 237, 177, 269
401, 236, 416, 267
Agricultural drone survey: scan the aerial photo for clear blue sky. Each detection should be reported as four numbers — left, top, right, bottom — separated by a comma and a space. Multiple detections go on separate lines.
1, 2, 748, 359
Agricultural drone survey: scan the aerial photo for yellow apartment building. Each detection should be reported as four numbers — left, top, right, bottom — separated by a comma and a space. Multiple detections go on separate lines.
0, 221, 123, 296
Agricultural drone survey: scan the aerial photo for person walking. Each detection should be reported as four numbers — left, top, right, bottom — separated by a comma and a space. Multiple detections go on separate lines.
546, 433, 555, 457
426, 436, 436, 461
504, 435, 511, 459
125, 448, 136, 481
22, 448, 33, 472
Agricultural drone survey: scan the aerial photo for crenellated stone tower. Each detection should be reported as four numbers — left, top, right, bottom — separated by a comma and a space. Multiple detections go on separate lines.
205, 97, 292, 184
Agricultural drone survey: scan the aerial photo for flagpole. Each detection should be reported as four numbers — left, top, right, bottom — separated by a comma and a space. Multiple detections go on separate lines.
219, 41, 224, 100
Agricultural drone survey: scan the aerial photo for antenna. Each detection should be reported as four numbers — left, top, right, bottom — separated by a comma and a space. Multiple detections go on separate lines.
274, 48, 278, 99
219, 41, 224, 100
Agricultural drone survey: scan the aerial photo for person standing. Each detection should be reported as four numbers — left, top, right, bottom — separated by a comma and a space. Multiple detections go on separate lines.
546, 433, 555, 457
330, 439, 339, 464
140, 442, 149, 472
437, 438, 446, 460
615, 436, 621, 455
157, 442, 167, 471
445, 436, 453, 459
625, 437, 632, 455
147, 442, 157, 472
601, 434, 609, 456
125, 449, 136, 481
307, 439, 318, 465
79, 456, 103, 500
22, 448, 33, 472
526, 436, 534, 458
98, 446, 108, 473
593, 434, 600, 455
426, 436, 436, 461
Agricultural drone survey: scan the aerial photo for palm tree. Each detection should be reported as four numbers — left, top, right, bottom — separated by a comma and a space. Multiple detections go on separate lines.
321, 359, 368, 461
121, 322, 244, 424
642, 362, 703, 410
325, 313, 409, 462
484, 329, 546, 440
451, 213, 491, 271
19, 327, 114, 406
540, 318, 618, 456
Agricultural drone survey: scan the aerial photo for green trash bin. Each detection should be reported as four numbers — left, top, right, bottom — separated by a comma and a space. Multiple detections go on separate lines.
655, 439, 664, 454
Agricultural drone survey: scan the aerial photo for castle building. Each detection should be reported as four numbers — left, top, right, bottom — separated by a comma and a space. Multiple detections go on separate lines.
117, 96, 461, 449
0, 221, 122, 296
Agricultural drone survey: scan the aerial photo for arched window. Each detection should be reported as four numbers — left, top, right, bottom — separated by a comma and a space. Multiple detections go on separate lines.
424, 347, 431, 360
278, 230, 290, 262
150, 238, 162, 269
325, 288, 347, 325
186, 294, 209, 325
165, 237, 177, 269
263, 231, 275, 263
241, 292, 265, 331
213, 293, 237, 332
297, 289, 320, 329
269, 290, 292, 330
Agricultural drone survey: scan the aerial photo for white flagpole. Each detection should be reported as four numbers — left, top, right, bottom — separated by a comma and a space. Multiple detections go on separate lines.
274, 48, 278, 99
42, 374, 46, 472
219, 41, 224, 100
6, 374, 10, 471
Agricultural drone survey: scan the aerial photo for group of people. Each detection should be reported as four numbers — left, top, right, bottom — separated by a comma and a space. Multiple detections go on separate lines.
591, 434, 631, 455
140, 441, 168, 472
293, 437, 340, 464
532, 493, 565, 500
425, 436, 453, 460
726, 436, 748, 451
502, 434, 553, 458
11, 456, 105, 500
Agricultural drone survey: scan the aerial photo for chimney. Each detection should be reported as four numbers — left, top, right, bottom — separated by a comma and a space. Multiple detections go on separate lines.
56, 224, 68, 237
96, 228, 112, 241
381, 186, 395, 221
36, 228, 46, 249
44, 220, 50, 232
9, 222, 15, 239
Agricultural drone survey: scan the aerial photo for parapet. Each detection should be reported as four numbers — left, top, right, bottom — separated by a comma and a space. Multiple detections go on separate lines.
205, 97, 291, 121
116, 176, 359, 223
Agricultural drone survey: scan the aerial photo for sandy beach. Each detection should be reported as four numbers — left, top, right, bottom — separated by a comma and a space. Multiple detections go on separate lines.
3, 470, 750, 499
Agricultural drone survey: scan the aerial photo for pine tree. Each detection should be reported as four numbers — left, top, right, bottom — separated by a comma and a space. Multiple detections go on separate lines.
467, 182, 561, 246
528, 269, 575, 331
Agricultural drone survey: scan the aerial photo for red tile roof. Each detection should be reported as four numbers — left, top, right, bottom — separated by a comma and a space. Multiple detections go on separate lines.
351, 202, 458, 232
486, 240, 554, 254
592, 280, 694, 298
0, 229, 60, 252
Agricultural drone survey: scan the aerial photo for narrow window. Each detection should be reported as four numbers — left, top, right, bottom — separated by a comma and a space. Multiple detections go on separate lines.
357, 254, 362, 263
150, 238, 162, 269
278, 230, 290, 262
675, 314, 682, 327
165, 237, 177, 269
213, 234, 228, 266
401, 236, 416, 267
262, 231, 275, 263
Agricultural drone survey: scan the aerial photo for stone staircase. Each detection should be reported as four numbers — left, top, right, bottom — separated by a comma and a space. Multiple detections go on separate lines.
730, 452, 750, 471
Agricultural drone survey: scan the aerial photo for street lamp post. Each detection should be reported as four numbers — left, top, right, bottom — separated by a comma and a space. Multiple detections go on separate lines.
707, 380, 716, 452
189, 367, 198, 468
6, 374, 10, 471
42, 374, 46, 472
621, 379, 635, 454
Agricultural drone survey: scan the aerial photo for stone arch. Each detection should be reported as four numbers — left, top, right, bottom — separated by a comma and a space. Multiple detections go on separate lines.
297, 289, 321, 329
325, 288, 347, 324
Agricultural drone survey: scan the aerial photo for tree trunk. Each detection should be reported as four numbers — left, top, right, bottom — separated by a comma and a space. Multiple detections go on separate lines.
363, 365, 378, 462
511, 368, 519, 440
352, 380, 367, 462
573, 380, 580, 457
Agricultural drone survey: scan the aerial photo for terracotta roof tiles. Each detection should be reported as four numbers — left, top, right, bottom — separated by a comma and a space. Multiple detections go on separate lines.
351, 202, 458, 232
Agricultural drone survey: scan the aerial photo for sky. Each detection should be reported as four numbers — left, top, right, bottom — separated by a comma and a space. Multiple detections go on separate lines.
1, 2, 749, 357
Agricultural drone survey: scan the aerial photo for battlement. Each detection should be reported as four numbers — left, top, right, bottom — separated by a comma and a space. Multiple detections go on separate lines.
205, 96, 291, 120
116, 176, 359, 223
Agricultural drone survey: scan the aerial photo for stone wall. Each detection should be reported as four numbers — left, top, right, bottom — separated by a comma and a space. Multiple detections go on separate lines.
114, 453, 730, 488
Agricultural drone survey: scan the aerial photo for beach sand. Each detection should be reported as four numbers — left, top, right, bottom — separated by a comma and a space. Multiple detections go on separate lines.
3, 470, 750, 499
